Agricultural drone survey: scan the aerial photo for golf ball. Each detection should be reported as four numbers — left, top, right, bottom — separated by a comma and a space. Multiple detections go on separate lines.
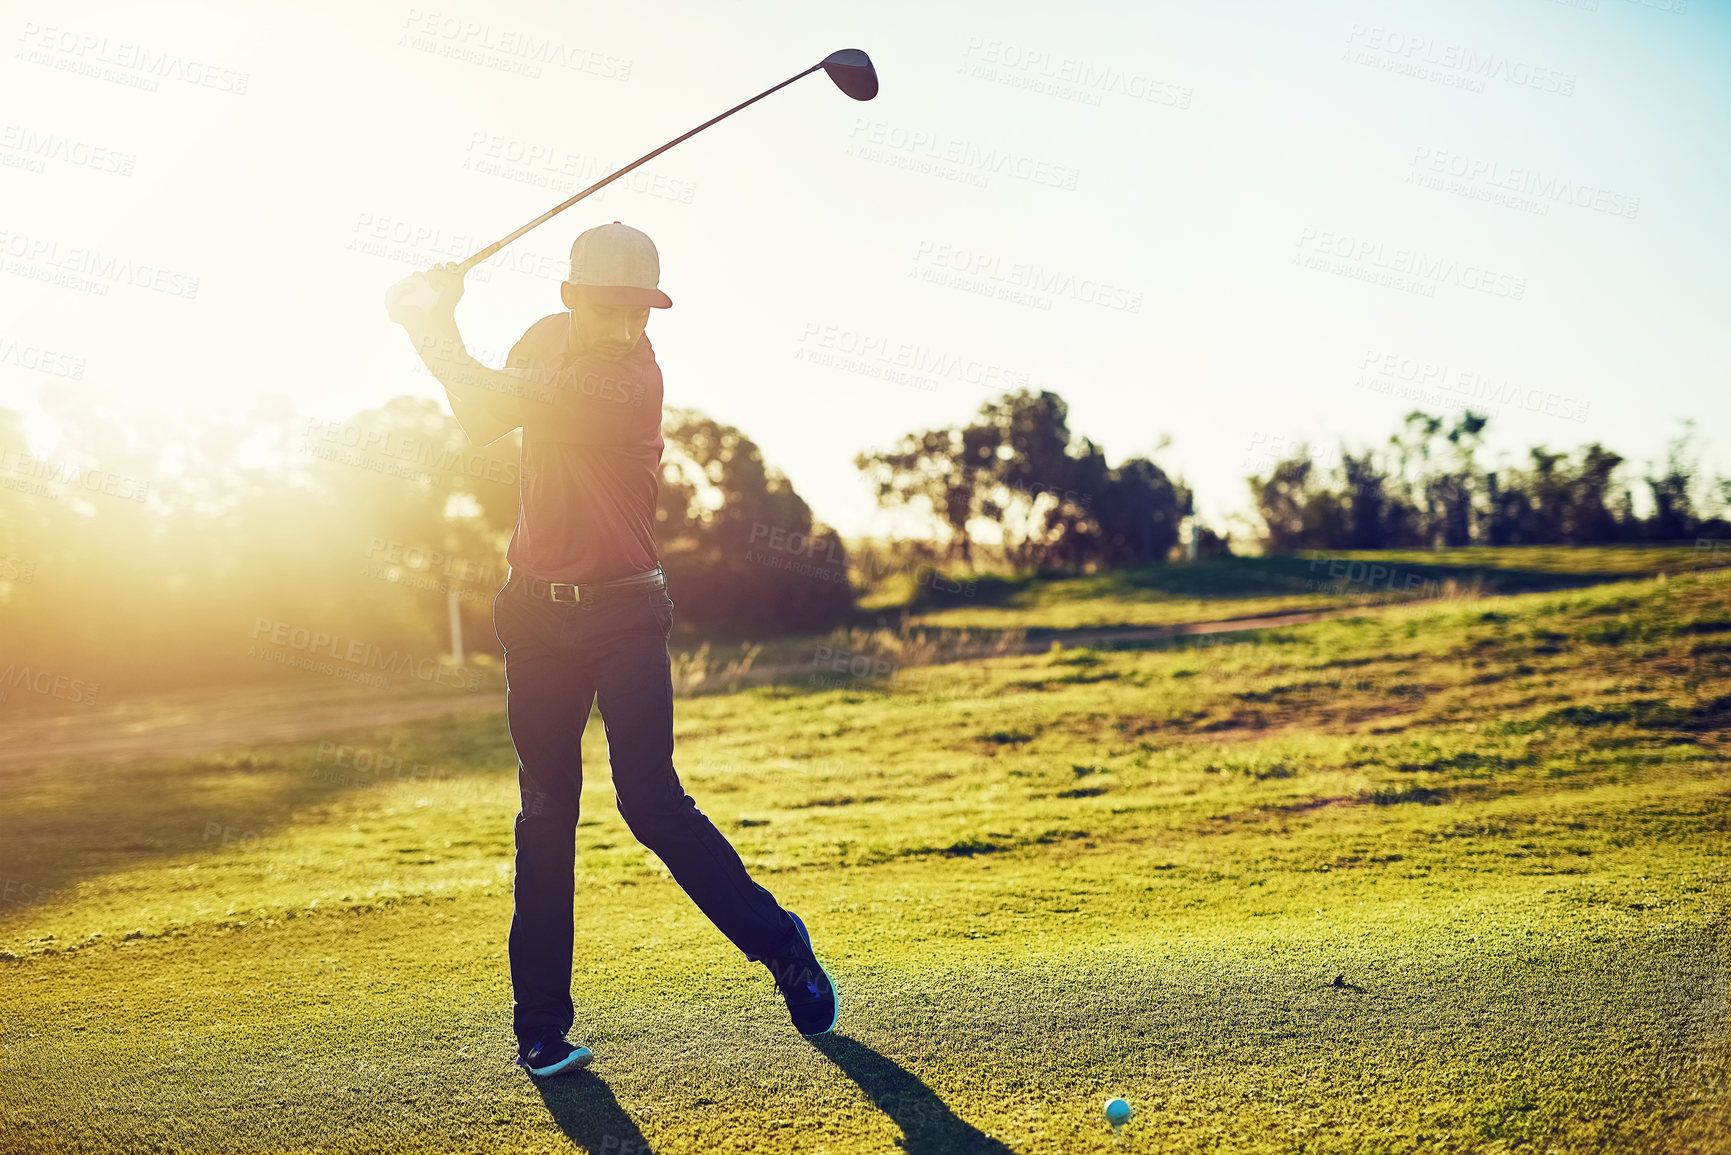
1104, 1098, 1132, 1124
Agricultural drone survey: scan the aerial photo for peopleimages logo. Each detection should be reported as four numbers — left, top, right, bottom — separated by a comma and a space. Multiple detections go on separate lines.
0, 335, 86, 380
16, 22, 251, 95
462, 131, 696, 203
311, 741, 519, 808
796, 322, 1032, 393
1, 878, 56, 907
0, 661, 100, 706
0, 447, 150, 502
301, 419, 521, 486
958, 37, 1194, 110
0, 124, 136, 176
911, 240, 1144, 313
364, 537, 499, 584
248, 618, 480, 691
0, 229, 200, 299
348, 213, 483, 269
1342, 24, 1576, 96
397, 8, 632, 81
845, 119, 1081, 191
1294, 228, 1526, 301
1408, 147, 1640, 220
1355, 348, 1590, 423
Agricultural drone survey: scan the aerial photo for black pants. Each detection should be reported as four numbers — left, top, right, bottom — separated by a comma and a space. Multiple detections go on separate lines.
492, 576, 801, 1045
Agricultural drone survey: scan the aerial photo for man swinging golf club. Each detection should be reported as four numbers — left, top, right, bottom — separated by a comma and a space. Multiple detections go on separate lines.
385, 222, 839, 1077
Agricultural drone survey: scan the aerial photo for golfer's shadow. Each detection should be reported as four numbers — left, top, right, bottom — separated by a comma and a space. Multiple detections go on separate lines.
810, 1035, 1014, 1154
533, 1070, 657, 1154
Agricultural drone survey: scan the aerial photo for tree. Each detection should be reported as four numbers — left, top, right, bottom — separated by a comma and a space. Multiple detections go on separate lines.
855, 426, 997, 564
1570, 444, 1625, 543
1645, 425, 1702, 542
858, 390, 1192, 572
1341, 451, 1390, 548
1092, 456, 1192, 566
1438, 412, 1489, 546
1248, 450, 1344, 553
660, 409, 852, 633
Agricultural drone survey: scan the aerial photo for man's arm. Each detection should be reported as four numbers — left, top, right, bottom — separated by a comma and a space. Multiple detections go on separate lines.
386, 263, 654, 448
386, 263, 544, 447
409, 326, 530, 447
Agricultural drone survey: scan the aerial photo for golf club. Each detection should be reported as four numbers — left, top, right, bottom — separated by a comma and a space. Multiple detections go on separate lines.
386, 49, 877, 320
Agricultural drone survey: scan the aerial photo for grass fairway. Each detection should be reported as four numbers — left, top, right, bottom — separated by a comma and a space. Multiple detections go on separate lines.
3, 567, 1729, 1153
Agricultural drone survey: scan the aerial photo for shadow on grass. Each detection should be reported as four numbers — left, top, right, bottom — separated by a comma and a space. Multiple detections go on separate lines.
811, 1034, 1014, 1154
0, 710, 516, 940
533, 1070, 658, 1154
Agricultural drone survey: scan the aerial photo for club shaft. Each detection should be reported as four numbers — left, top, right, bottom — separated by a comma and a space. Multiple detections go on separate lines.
457, 63, 824, 274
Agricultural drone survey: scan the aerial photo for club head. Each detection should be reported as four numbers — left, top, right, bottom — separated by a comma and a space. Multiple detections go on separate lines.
820, 49, 878, 101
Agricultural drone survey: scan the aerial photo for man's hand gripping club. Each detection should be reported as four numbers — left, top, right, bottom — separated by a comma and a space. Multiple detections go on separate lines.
385, 263, 528, 446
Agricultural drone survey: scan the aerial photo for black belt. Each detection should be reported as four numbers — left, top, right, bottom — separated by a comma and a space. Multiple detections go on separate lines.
506, 564, 665, 604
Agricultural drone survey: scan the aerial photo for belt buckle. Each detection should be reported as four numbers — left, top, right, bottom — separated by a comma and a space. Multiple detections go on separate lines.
548, 582, 581, 603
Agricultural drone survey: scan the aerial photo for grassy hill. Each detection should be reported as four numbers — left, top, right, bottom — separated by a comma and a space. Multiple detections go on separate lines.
875, 543, 1730, 631
1, 558, 1727, 1153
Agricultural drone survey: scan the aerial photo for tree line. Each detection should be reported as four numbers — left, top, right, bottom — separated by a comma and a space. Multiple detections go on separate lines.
1, 388, 1720, 696
1248, 410, 1729, 552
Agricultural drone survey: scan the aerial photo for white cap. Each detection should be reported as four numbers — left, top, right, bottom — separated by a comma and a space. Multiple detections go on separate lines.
567, 221, 672, 308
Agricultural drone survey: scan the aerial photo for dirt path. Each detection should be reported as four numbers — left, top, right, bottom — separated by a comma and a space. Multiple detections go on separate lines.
1, 604, 1358, 773
0, 684, 510, 774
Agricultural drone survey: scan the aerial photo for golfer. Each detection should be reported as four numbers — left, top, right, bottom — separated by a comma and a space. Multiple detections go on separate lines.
387, 222, 838, 1077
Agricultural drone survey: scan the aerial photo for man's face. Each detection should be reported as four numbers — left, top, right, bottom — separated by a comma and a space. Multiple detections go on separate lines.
561, 283, 650, 362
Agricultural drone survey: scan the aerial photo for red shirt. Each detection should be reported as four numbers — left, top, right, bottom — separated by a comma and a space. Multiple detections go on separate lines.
502, 312, 664, 584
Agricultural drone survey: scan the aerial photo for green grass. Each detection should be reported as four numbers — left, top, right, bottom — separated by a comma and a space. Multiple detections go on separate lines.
2, 563, 1729, 1153
892, 543, 1728, 632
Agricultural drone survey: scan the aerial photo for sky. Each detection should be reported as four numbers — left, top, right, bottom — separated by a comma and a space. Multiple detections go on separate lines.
2, 0, 1727, 540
